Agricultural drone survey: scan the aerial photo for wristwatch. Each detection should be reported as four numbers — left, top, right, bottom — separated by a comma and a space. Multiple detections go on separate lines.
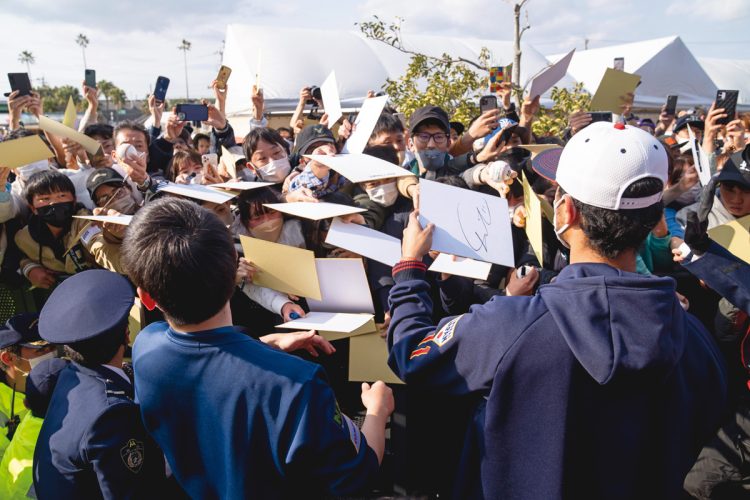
136, 176, 152, 192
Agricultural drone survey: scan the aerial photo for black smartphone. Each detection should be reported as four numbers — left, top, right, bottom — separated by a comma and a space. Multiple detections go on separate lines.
84, 69, 96, 89
8, 73, 32, 97
715, 90, 739, 126
153, 76, 170, 103
479, 95, 498, 114
589, 111, 613, 123
175, 103, 208, 122
613, 57, 624, 71
665, 95, 678, 115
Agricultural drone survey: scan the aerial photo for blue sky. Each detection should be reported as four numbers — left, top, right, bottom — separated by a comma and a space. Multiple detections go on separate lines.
0, 0, 745, 99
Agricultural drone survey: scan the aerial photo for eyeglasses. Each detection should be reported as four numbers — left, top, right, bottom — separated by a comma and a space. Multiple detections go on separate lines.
413, 132, 449, 146
96, 183, 127, 206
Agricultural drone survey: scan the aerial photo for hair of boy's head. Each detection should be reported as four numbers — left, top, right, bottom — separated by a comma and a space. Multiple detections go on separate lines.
168, 149, 203, 182
276, 126, 295, 139
370, 112, 404, 140
435, 175, 469, 190
559, 177, 664, 259
669, 153, 692, 186
62, 325, 126, 367
242, 127, 287, 161
237, 187, 281, 227
83, 123, 114, 140
121, 197, 237, 326
24, 170, 76, 205
362, 144, 399, 165
192, 133, 210, 149
113, 121, 150, 147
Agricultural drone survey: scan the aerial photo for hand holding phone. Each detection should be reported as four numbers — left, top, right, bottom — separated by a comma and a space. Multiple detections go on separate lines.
215, 65, 232, 91
479, 95, 498, 115
153, 76, 170, 103
7, 73, 32, 97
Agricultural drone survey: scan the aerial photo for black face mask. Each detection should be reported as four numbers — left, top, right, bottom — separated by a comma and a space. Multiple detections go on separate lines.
36, 201, 75, 228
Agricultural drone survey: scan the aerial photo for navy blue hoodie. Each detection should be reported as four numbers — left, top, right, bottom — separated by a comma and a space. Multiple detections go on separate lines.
388, 262, 728, 499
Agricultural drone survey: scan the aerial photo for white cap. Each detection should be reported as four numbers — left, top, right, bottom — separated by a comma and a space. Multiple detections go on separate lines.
555, 122, 668, 210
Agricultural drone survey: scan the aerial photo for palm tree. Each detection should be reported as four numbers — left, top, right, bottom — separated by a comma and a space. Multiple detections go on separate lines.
178, 39, 192, 99
18, 50, 35, 82
76, 33, 90, 69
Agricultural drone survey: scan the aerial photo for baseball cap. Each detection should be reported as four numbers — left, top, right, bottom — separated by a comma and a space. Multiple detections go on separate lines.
0, 313, 47, 350
483, 118, 529, 146
409, 106, 450, 134
86, 167, 124, 200
637, 118, 656, 129
673, 114, 704, 133
293, 124, 335, 156
715, 155, 750, 189
542, 122, 668, 210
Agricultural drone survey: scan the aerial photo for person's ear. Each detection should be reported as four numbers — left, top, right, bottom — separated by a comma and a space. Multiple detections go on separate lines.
137, 287, 157, 311
0, 350, 15, 368
560, 195, 578, 227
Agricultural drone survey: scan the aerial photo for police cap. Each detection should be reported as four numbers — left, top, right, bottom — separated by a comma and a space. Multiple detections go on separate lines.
39, 270, 134, 344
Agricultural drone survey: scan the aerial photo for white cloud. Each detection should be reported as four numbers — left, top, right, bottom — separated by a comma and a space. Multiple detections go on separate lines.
666, 0, 750, 21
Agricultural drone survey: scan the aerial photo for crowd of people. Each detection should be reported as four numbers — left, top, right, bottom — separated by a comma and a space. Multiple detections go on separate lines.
0, 69, 748, 499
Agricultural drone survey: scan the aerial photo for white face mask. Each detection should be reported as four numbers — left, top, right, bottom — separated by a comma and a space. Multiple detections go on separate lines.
553, 194, 571, 249
366, 182, 398, 207
28, 351, 57, 370
255, 157, 291, 183
18, 160, 51, 181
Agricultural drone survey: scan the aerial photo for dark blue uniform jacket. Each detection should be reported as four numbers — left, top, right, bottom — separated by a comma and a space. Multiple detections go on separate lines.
33, 363, 165, 499
388, 262, 728, 499
132, 324, 378, 499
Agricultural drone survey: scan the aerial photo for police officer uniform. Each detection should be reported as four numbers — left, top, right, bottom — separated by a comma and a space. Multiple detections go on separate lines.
32, 270, 165, 499
0, 313, 48, 458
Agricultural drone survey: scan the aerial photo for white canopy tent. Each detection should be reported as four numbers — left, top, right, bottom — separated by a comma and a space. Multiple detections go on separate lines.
549, 36, 718, 110
698, 57, 750, 110
221, 24, 575, 135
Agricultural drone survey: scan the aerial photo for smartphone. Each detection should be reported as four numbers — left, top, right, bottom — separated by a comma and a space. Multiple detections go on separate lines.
175, 103, 208, 122
503, 63, 513, 83
665, 95, 678, 116
715, 90, 739, 126
202, 153, 218, 169
589, 111, 613, 123
479, 95, 498, 114
215, 65, 232, 90
84, 69, 96, 89
153, 76, 170, 103
8, 73, 32, 97
613, 57, 625, 71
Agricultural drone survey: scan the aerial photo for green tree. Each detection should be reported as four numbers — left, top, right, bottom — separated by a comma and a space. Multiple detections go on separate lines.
18, 50, 35, 82
358, 16, 490, 125
531, 82, 591, 137
76, 33, 90, 69
97, 80, 127, 112
35, 85, 82, 112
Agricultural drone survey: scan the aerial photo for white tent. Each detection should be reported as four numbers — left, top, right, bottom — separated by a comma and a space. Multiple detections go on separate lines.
698, 57, 750, 109
221, 24, 575, 134
549, 36, 718, 110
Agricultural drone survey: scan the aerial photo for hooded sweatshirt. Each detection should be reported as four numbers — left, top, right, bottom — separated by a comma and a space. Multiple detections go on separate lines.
387, 262, 728, 499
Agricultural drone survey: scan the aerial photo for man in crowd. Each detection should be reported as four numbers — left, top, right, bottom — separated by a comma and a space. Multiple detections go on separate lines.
387, 122, 728, 498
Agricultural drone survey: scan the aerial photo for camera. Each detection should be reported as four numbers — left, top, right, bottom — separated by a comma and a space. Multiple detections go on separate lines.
306, 86, 322, 105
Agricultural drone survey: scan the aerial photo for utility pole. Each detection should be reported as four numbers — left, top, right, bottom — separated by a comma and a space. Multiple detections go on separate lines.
178, 39, 192, 100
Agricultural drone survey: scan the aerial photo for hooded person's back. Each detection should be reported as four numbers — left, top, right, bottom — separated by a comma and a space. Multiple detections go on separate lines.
387, 122, 729, 499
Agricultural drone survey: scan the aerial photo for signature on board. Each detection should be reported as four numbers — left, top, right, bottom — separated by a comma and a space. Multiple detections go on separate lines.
457, 199, 491, 253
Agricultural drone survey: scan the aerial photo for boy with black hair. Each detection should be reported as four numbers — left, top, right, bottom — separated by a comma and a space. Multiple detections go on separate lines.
124, 197, 393, 498
15, 170, 123, 284
389, 122, 728, 498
